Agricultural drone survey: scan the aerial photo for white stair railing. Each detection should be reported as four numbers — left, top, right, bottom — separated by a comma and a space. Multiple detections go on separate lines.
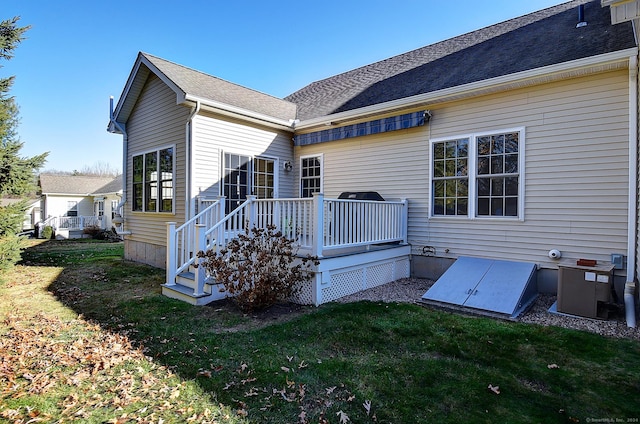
166, 198, 224, 288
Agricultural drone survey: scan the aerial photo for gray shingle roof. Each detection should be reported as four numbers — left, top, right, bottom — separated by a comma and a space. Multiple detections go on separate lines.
285, 0, 637, 121
39, 174, 121, 195
141, 53, 298, 122
93, 175, 123, 195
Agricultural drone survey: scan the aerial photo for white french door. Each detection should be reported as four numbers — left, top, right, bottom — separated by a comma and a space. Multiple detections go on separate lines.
222, 153, 277, 213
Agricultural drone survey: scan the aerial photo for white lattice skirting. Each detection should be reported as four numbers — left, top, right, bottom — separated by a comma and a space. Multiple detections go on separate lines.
291, 246, 411, 306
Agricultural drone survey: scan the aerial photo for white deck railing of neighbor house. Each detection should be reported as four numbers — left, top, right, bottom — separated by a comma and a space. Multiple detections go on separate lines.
43, 215, 102, 230
166, 193, 408, 296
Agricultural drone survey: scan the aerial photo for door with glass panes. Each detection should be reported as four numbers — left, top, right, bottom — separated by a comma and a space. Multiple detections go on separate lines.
222, 153, 276, 214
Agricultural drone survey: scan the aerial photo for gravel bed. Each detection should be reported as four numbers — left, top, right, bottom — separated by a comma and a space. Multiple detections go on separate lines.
335, 278, 640, 341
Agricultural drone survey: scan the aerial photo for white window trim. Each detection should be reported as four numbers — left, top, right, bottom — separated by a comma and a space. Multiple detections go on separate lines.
299, 153, 324, 197
429, 127, 525, 221
131, 144, 176, 214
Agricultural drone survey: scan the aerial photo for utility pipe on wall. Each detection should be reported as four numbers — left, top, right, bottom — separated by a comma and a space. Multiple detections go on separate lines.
109, 96, 129, 233
624, 282, 636, 328
626, 55, 638, 327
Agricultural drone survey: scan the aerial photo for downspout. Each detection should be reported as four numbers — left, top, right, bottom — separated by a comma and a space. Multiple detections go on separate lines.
186, 101, 201, 220
109, 96, 130, 234
627, 54, 639, 328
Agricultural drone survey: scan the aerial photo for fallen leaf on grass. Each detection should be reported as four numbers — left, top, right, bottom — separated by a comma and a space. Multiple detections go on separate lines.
363, 399, 372, 415
488, 384, 501, 395
244, 388, 259, 397
337, 410, 350, 423
196, 370, 212, 378
325, 386, 337, 395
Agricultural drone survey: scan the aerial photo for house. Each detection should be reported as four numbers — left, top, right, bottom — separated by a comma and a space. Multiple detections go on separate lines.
39, 174, 123, 238
0, 197, 40, 231
108, 0, 640, 322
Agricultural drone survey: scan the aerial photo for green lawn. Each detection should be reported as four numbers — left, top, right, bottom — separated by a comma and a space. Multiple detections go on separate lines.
1, 239, 639, 423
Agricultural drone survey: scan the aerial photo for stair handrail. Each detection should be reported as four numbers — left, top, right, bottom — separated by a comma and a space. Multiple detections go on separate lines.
201, 196, 254, 254
168, 198, 224, 283
189, 196, 255, 296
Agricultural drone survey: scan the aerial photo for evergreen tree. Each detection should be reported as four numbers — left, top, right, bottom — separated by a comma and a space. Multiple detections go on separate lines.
0, 17, 48, 271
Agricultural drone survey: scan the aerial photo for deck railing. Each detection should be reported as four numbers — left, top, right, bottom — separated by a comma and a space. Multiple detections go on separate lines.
166, 193, 408, 296
323, 196, 408, 249
42, 215, 102, 230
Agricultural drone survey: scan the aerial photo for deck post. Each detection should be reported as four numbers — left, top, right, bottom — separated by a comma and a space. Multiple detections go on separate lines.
246, 195, 257, 230
166, 222, 177, 285
401, 198, 409, 244
217, 196, 226, 247
312, 192, 324, 258
193, 224, 206, 296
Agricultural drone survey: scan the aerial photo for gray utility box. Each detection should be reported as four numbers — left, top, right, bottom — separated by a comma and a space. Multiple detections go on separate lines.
557, 262, 614, 319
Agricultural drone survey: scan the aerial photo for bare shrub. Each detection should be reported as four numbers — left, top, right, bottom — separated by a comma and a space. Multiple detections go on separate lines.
197, 225, 318, 313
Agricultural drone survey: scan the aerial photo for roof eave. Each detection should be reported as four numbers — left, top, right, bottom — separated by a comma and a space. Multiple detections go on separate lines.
184, 94, 296, 131
295, 47, 639, 131
110, 53, 187, 128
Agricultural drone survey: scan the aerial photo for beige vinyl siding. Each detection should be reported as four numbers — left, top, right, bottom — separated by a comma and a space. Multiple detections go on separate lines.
296, 69, 631, 270
429, 70, 629, 268
294, 126, 431, 244
124, 73, 189, 248
192, 110, 295, 200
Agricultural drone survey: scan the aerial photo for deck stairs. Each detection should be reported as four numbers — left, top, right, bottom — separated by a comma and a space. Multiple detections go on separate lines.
162, 194, 410, 306
161, 265, 226, 306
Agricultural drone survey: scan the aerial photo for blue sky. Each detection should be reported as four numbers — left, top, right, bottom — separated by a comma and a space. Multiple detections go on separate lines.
3, 0, 568, 173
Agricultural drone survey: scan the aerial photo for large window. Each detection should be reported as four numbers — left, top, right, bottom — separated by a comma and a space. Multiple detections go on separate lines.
300, 155, 323, 198
132, 147, 174, 212
431, 129, 523, 219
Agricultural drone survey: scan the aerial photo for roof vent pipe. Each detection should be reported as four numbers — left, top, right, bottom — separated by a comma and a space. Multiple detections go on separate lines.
577, 4, 587, 28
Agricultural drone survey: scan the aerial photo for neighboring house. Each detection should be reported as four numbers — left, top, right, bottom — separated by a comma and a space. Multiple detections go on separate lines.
0, 198, 40, 231
39, 174, 123, 238
108, 0, 640, 320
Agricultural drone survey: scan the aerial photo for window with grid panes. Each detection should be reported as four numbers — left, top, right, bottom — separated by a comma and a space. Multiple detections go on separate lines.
432, 138, 469, 216
300, 156, 322, 198
431, 129, 522, 219
476, 132, 519, 217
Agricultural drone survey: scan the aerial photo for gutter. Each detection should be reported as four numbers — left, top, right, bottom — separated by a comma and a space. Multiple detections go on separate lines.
627, 54, 639, 328
108, 96, 131, 235
186, 101, 201, 220
295, 48, 639, 131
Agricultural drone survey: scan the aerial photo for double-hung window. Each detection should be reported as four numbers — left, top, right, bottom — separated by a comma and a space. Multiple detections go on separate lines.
431, 129, 523, 219
300, 155, 323, 198
432, 138, 469, 216
132, 147, 174, 213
